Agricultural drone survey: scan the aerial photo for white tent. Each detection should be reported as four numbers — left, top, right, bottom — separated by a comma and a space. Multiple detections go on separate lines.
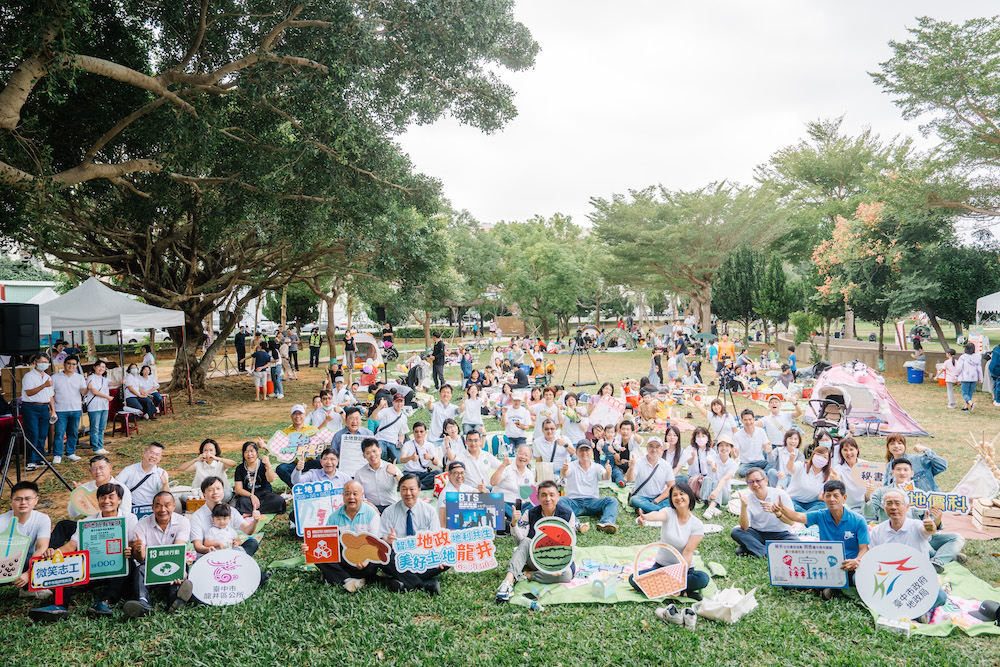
38, 277, 184, 334
976, 290, 1000, 320
25, 287, 60, 305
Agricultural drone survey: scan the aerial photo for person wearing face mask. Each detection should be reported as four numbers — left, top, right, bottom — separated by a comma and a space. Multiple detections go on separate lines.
123, 363, 157, 420
808, 429, 837, 462
785, 445, 833, 512
21, 353, 57, 472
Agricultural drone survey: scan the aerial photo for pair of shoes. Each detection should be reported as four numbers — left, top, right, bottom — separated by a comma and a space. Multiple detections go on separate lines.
961, 407, 969, 411
947, 403, 956, 409
955, 552, 969, 565
820, 588, 836, 601
65, 454, 82, 462
704, 506, 720, 519
18, 588, 52, 599
52, 456, 62, 464
168, 579, 194, 613
25, 463, 37, 471
275, 394, 284, 399
123, 600, 154, 618
495, 580, 514, 602
92, 448, 110, 455
655, 604, 684, 625
423, 579, 441, 596
343, 577, 366, 593
685, 589, 703, 602
931, 558, 945, 574
88, 600, 114, 617
385, 578, 406, 593
994, 402, 1000, 407
28, 604, 69, 622
597, 523, 618, 534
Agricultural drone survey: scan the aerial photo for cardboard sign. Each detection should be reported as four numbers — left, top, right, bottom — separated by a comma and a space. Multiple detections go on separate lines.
69, 486, 100, 516
267, 429, 335, 463
28, 550, 90, 590
292, 481, 344, 537
78, 516, 128, 580
304, 526, 341, 564
529, 517, 576, 575
340, 532, 391, 569
444, 492, 504, 531
131, 505, 154, 521
393, 527, 496, 574
587, 395, 626, 428
338, 433, 367, 478
145, 544, 186, 585
856, 543, 938, 620
0, 520, 31, 584
189, 549, 261, 606
632, 543, 687, 599
906, 488, 970, 514
766, 541, 848, 589
850, 462, 886, 488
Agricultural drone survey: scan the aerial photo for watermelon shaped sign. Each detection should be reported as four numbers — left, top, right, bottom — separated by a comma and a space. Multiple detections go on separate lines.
529, 517, 576, 575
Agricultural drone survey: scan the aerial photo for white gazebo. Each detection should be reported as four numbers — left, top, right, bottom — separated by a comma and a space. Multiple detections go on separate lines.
977, 290, 1000, 322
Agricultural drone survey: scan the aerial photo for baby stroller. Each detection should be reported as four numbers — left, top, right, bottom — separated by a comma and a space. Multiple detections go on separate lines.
382, 339, 399, 362
806, 394, 851, 442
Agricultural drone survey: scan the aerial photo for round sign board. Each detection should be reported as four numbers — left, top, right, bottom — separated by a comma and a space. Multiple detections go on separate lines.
855, 543, 938, 619
529, 517, 576, 575
188, 549, 261, 606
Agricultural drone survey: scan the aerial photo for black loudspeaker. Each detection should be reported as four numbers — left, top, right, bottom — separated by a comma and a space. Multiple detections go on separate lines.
0, 303, 41, 354
375, 306, 387, 322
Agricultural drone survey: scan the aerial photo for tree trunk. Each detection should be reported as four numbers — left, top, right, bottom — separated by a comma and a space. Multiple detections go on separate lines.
954, 321, 963, 338
85, 329, 96, 361
927, 311, 949, 351
845, 305, 855, 339
594, 293, 602, 326
541, 316, 550, 340
346, 292, 354, 330
877, 319, 885, 370
280, 285, 287, 329
253, 297, 260, 332
148, 328, 156, 351
763, 320, 770, 344
823, 316, 832, 360
421, 311, 431, 348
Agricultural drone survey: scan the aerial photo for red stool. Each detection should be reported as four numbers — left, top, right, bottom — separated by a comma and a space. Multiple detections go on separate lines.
112, 412, 139, 437
158, 394, 174, 415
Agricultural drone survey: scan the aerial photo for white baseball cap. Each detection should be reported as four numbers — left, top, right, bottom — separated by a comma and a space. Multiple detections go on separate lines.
290, 404, 307, 415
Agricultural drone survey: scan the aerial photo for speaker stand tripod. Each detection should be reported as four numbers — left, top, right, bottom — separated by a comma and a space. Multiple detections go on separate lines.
1, 374, 73, 501
561, 342, 600, 387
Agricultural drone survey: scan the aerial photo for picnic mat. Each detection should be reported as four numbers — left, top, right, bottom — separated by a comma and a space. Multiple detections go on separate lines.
511, 544, 724, 606
881, 562, 1000, 637
940, 512, 1000, 541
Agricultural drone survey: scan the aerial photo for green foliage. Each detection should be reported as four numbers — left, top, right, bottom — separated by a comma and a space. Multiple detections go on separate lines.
263, 283, 319, 327
0, 256, 54, 281
753, 255, 795, 340
789, 311, 823, 345
713, 246, 764, 333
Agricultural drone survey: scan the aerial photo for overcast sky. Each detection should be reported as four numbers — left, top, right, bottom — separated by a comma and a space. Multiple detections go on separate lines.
397, 1, 997, 228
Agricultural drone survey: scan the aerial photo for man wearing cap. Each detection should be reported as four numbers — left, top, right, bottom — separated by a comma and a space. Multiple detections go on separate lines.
275, 404, 321, 487
354, 438, 402, 514
867, 488, 948, 621
561, 441, 618, 533
756, 396, 804, 450
626, 436, 675, 513
375, 392, 410, 463
332, 374, 356, 409
309, 389, 344, 432
309, 328, 322, 368
437, 461, 477, 527
501, 391, 533, 447
379, 473, 446, 595
235, 325, 249, 372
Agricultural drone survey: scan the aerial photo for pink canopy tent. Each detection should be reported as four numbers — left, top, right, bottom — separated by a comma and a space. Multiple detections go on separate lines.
804, 361, 930, 437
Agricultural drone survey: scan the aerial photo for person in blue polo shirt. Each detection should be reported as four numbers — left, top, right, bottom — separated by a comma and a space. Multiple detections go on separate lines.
773, 479, 869, 601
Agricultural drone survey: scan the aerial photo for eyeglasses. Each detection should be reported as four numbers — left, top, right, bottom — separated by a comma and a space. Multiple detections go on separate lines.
748, 479, 765, 486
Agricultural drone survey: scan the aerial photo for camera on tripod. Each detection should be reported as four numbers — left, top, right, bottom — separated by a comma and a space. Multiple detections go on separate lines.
574, 329, 588, 350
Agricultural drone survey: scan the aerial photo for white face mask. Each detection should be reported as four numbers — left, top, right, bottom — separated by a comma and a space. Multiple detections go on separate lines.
130, 368, 139, 375
695, 436, 709, 447
35, 362, 50, 372
813, 456, 829, 468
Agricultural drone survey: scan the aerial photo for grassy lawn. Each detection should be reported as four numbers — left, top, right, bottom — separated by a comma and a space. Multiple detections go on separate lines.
2, 348, 999, 666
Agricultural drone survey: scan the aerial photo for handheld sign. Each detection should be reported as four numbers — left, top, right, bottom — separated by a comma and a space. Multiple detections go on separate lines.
69, 486, 100, 516
292, 481, 343, 537
587, 395, 626, 428
78, 516, 128, 580
393, 527, 497, 574
267, 429, 335, 463
145, 544, 187, 585
767, 541, 848, 589
304, 526, 341, 564
188, 549, 260, 606
131, 505, 154, 521
850, 462, 885, 488
29, 550, 90, 591
337, 434, 366, 478
856, 543, 938, 620
0, 520, 31, 585
445, 492, 504, 531
529, 517, 575, 576
340, 532, 391, 569
906, 488, 970, 514
632, 543, 687, 599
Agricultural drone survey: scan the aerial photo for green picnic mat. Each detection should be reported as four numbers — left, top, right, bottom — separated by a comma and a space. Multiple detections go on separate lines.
511, 544, 723, 605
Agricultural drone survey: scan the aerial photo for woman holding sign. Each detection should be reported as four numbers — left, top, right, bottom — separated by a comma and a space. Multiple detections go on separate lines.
233, 441, 286, 515
832, 437, 877, 513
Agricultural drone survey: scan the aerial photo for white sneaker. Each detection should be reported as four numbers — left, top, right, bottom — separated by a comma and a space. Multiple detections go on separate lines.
683, 607, 698, 630
25, 463, 37, 471
92, 449, 110, 455
947, 404, 955, 409
275, 394, 284, 399
18, 588, 52, 599
655, 604, 684, 625
52, 456, 62, 464
994, 402, 1000, 407
704, 506, 718, 519
343, 577, 366, 593
66, 454, 82, 462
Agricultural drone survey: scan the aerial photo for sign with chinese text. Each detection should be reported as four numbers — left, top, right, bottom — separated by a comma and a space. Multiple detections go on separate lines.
267, 429, 334, 463
856, 543, 938, 619
767, 541, 848, 589
393, 527, 497, 574
145, 544, 186, 585
188, 549, 260, 606
28, 551, 90, 590
79, 516, 128, 580
304, 526, 341, 564
292, 481, 343, 537
445, 491, 504, 531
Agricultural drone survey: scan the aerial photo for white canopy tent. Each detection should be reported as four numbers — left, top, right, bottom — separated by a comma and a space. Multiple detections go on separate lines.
976, 290, 1000, 321
25, 287, 60, 305
37, 277, 190, 402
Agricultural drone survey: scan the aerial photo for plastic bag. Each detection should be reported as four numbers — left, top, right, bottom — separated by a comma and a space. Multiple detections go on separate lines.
693, 587, 758, 623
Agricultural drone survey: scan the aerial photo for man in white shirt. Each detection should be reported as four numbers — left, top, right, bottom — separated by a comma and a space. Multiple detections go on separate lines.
21, 353, 56, 471
399, 422, 442, 490
308, 389, 343, 432
756, 396, 803, 449
353, 438, 402, 513
292, 447, 350, 488
533, 419, 575, 469
2, 481, 51, 600
490, 445, 535, 522
427, 385, 459, 444
560, 442, 618, 533
50, 355, 88, 463
117, 442, 170, 510
124, 491, 193, 617
501, 392, 533, 447
451, 430, 500, 491
437, 461, 477, 527
374, 393, 409, 463
734, 409, 771, 477
729, 467, 798, 557
379, 473, 445, 595
46, 455, 134, 557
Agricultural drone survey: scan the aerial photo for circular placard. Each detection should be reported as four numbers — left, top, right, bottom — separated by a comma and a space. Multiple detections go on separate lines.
855, 543, 938, 619
529, 517, 576, 575
188, 549, 261, 606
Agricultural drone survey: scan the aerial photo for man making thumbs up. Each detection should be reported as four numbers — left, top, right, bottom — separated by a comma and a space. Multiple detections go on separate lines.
560, 441, 619, 534
729, 467, 798, 558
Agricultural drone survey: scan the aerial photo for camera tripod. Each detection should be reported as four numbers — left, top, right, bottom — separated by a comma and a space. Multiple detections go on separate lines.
207, 343, 237, 380
561, 339, 599, 387
714, 368, 739, 416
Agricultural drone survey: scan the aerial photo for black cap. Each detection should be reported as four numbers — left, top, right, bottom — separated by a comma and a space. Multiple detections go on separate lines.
970, 600, 1000, 622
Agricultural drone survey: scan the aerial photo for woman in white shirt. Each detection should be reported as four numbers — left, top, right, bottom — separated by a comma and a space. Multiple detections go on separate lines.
662, 425, 687, 482
786, 444, 832, 512
633, 481, 710, 600
140, 345, 156, 383
124, 363, 157, 419
176, 438, 238, 508
85, 360, 115, 456
559, 392, 587, 444
459, 384, 485, 436
832, 436, 876, 513
765, 430, 804, 489
139, 365, 162, 412
693, 397, 737, 444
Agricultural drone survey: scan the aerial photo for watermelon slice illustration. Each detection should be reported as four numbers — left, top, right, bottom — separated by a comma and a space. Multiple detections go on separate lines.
530, 517, 576, 575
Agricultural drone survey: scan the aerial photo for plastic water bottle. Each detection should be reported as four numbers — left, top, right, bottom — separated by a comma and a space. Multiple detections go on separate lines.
511, 596, 543, 611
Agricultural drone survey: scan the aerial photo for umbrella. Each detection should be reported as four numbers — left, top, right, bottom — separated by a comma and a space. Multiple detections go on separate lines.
693, 333, 717, 341
656, 325, 674, 336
